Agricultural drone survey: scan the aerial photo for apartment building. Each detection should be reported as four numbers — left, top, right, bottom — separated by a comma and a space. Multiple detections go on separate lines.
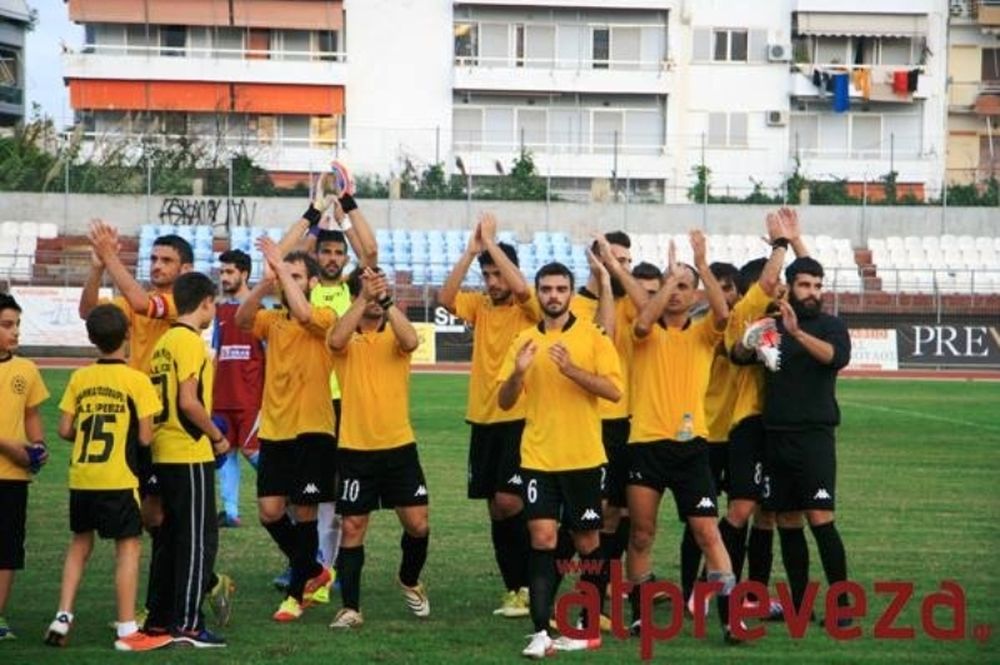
61, 0, 948, 201
0, 0, 30, 127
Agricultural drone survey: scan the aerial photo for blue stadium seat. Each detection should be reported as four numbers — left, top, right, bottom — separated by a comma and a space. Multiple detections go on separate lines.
429, 265, 448, 284
175, 227, 195, 243
426, 230, 445, 248
498, 231, 516, 245
158, 224, 176, 237
267, 227, 284, 241
195, 225, 213, 240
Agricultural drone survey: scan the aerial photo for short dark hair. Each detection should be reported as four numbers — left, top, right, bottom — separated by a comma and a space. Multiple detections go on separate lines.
682, 263, 701, 289
632, 261, 662, 281
218, 249, 251, 275
346, 266, 385, 298
0, 293, 21, 315
534, 261, 574, 291
478, 242, 519, 269
590, 230, 632, 255
738, 258, 767, 295
316, 229, 347, 252
284, 251, 321, 280
785, 256, 825, 284
154, 234, 194, 265
86, 304, 129, 354
173, 272, 216, 316
710, 262, 740, 289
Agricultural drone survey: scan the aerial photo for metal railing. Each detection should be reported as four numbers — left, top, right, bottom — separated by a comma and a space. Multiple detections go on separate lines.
78, 43, 347, 63
454, 55, 667, 72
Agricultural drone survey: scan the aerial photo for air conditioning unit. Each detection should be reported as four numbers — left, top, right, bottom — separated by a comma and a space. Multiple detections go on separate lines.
768, 43, 791, 62
766, 110, 788, 127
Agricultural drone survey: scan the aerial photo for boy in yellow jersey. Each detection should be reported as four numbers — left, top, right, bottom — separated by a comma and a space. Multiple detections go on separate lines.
498, 262, 623, 658
438, 213, 538, 618
46, 305, 171, 652
680, 261, 740, 612
235, 239, 337, 623
326, 266, 430, 629
147, 272, 230, 648
0, 293, 50, 641
626, 231, 740, 643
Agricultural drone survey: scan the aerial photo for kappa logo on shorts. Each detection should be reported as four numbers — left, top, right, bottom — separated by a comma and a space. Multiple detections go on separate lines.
147, 475, 158, 486
813, 488, 832, 500
581, 508, 601, 522
303, 483, 320, 495
414, 484, 428, 497
695, 497, 715, 509
508, 474, 523, 486
629, 471, 643, 481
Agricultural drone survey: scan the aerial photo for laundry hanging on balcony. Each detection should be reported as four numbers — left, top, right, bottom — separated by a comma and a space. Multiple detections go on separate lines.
832, 73, 850, 113
851, 69, 871, 101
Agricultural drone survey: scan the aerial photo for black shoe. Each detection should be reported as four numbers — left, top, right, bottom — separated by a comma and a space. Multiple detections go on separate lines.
172, 627, 226, 648
723, 627, 745, 645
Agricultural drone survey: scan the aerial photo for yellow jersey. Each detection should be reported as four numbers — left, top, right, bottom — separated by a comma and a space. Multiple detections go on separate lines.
150, 324, 215, 464
570, 291, 637, 420
111, 293, 176, 373
453, 291, 539, 424
724, 283, 773, 428
499, 314, 622, 472
253, 307, 337, 441
704, 346, 739, 443
0, 356, 49, 481
59, 360, 161, 489
311, 282, 352, 400
333, 323, 415, 451
629, 316, 724, 444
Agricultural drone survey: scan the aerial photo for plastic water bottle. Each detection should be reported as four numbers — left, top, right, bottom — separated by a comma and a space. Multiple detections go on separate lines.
677, 413, 694, 442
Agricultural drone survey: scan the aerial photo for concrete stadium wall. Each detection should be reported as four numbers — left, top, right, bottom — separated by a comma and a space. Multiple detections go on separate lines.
2, 192, 997, 246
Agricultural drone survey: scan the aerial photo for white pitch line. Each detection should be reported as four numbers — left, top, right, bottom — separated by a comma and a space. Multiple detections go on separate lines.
840, 400, 1000, 434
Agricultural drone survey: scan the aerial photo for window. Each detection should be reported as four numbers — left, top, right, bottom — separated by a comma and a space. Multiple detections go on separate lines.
593, 110, 623, 153
515, 24, 525, 67
484, 108, 514, 147
126, 25, 155, 55
625, 110, 664, 153
789, 114, 819, 156
161, 26, 185, 57
611, 27, 640, 70
713, 29, 748, 62
455, 22, 477, 62
282, 116, 310, 144
317, 31, 338, 60
83, 25, 96, 53
256, 115, 276, 144
880, 38, 912, 65
516, 109, 546, 148
246, 29, 269, 60
480, 23, 509, 66
453, 108, 482, 149
851, 115, 881, 157
983, 48, 1000, 84
707, 112, 748, 147
215, 28, 243, 59
162, 112, 187, 135
311, 116, 338, 147
525, 25, 555, 69
592, 28, 610, 69
281, 30, 310, 61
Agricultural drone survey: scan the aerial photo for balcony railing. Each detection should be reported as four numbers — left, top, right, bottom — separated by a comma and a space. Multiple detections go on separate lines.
452, 137, 665, 156
75, 130, 346, 153
0, 86, 23, 105
454, 55, 667, 72
79, 43, 346, 63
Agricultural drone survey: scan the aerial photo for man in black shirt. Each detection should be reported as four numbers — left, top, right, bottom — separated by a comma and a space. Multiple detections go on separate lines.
764, 256, 851, 620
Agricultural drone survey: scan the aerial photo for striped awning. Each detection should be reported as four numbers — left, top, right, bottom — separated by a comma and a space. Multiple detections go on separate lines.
974, 94, 1000, 116
795, 13, 928, 38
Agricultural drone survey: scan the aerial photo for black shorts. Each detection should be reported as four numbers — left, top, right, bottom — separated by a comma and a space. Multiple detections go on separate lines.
70, 489, 142, 539
0, 480, 28, 569
467, 420, 525, 499
707, 442, 728, 496
257, 433, 337, 504
627, 439, 719, 521
728, 415, 767, 501
336, 443, 429, 516
333, 399, 342, 443
602, 418, 630, 508
764, 427, 837, 513
521, 466, 603, 532
137, 446, 159, 498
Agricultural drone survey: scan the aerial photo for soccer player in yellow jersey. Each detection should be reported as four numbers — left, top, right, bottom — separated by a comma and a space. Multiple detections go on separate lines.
326, 266, 430, 630
0, 293, 49, 641
438, 213, 538, 618
236, 238, 337, 623
46, 304, 171, 652
626, 230, 741, 643
147, 272, 230, 647
498, 262, 623, 658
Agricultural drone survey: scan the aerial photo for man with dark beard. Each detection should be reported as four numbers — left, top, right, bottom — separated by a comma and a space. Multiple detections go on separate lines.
764, 256, 851, 624
438, 212, 538, 619
212, 249, 264, 529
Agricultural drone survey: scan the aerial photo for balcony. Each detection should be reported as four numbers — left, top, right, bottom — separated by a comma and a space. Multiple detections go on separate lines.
981, 0, 1000, 26
790, 64, 931, 102
454, 56, 671, 95
63, 44, 347, 87
0, 86, 23, 105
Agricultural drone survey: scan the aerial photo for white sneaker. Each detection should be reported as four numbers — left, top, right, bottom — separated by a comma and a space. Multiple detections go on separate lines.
521, 630, 555, 659
329, 608, 364, 630
398, 579, 430, 618
44, 613, 72, 647
553, 634, 602, 651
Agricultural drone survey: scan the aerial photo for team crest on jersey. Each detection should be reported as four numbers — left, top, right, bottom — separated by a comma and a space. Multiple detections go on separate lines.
10, 374, 27, 395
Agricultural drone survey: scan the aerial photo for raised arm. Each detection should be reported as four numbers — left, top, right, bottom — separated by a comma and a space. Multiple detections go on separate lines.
327, 268, 379, 351
90, 220, 149, 314
480, 212, 529, 302
761, 211, 791, 297
438, 224, 482, 311
235, 273, 273, 331
634, 241, 679, 338
780, 207, 809, 258
334, 194, 378, 268
594, 234, 649, 312
588, 247, 615, 336
78, 248, 105, 319
691, 230, 728, 325
259, 236, 312, 324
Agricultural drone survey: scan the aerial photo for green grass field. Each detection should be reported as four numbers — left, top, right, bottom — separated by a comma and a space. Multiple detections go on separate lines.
2, 372, 998, 664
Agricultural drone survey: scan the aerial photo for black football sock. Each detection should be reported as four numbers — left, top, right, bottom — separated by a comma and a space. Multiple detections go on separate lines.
747, 526, 774, 603
778, 526, 810, 612
579, 544, 607, 629
611, 517, 630, 563
810, 522, 848, 606
528, 547, 556, 634
492, 512, 528, 591
264, 514, 298, 563
719, 518, 749, 582
289, 519, 322, 601
336, 545, 364, 611
680, 524, 701, 602
552, 526, 576, 593
399, 531, 429, 588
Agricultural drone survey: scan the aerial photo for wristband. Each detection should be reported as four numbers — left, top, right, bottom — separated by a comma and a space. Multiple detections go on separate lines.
339, 193, 358, 214
307, 224, 321, 238
771, 237, 790, 250
303, 205, 322, 227
378, 295, 394, 310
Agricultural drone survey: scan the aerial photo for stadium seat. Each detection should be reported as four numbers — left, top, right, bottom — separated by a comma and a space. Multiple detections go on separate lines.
0, 221, 19, 237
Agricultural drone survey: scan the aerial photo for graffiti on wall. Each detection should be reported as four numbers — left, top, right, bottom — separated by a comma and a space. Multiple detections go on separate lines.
158, 198, 257, 230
